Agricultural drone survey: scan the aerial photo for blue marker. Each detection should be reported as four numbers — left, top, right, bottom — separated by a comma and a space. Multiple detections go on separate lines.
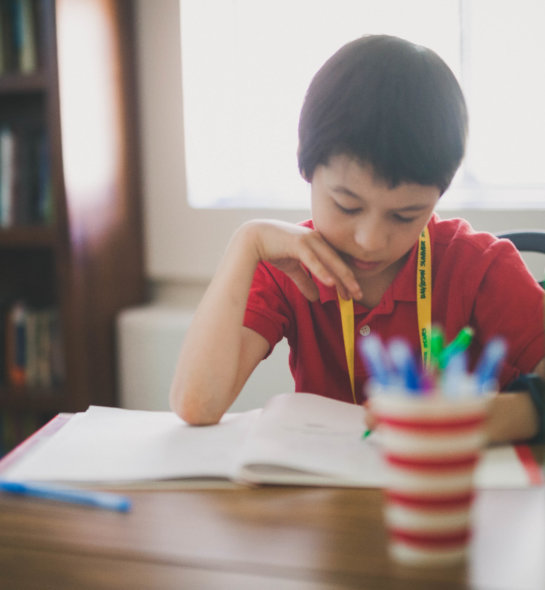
442, 351, 474, 397
0, 480, 132, 513
388, 339, 420, 392
474, 338, 507, 392
441, 351, 467, 395
358, 335, 390, 387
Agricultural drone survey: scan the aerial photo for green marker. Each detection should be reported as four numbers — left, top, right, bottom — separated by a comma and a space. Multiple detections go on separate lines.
430, 325, 445, 369
438, 326, 474, 369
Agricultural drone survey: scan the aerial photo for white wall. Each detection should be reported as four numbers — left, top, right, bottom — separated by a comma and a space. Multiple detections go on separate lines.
134, 0, 308, 285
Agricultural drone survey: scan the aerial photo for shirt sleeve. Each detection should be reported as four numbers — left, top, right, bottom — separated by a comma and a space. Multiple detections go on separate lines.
243, 262, 295, 357
470, 238, 544, 386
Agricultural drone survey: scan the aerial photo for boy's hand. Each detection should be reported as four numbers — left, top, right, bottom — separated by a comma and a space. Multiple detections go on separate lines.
245, 220, 362, 301
363, 399, 377, 432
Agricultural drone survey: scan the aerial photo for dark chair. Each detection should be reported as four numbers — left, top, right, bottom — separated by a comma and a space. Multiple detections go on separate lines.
497, 230, 545, 288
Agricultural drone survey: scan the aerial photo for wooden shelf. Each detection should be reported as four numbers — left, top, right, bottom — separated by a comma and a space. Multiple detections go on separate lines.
0, 72, 48, 94
0, 226, 56, 248
0, 386, 71, 413
0, 0, 146, 454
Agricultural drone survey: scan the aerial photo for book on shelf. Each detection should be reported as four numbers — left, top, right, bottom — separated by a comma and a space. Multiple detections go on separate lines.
0, 125, 15, 226
15, 0, 38, 73
6, 300, 26, 386
3, 299, 63, 389
0, 0, 39, 76
0, 392, 541, 489
0, 124, 52, 228
0, 2, 14, 76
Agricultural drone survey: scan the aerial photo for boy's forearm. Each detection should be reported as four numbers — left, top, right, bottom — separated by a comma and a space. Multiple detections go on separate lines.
486, 392, 539, 444
169, 223, 262, 424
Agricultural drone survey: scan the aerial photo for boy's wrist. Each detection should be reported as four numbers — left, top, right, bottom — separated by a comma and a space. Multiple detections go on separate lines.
235, 219, 291, 265
230, 220, 265, 266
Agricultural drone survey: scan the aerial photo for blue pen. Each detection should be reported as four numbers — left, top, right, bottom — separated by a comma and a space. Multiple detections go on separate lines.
474, 338, 507, 392
358, 335, 390, 387
0, 480, 132, 513
388, 339, 420, 392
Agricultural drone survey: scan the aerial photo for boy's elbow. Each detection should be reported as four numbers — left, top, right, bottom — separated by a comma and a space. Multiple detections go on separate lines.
169, 387, 222, 426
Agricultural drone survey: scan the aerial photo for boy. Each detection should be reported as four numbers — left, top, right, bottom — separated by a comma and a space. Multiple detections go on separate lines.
170, 35, 544, 443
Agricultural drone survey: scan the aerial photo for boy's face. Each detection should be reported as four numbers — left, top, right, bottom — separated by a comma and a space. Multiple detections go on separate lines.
310, 154, 440, 285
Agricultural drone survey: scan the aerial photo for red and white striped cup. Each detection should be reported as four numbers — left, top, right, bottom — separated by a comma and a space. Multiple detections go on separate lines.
370, 392, 491, 566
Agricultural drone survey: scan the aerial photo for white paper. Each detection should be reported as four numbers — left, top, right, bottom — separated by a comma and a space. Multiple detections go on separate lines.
3, 406, 259, 484
236, 393, 384, 486
474, 445, 533, 489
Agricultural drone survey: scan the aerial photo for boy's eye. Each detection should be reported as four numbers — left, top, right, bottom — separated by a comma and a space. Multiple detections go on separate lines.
393, 214, 417, 224
335, 203, 361, 215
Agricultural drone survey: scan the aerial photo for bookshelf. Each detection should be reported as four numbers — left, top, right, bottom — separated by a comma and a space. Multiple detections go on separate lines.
0, 0, 146, 455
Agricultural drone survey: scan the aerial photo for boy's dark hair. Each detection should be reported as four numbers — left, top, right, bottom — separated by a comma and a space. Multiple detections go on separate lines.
298, 35, 468, 194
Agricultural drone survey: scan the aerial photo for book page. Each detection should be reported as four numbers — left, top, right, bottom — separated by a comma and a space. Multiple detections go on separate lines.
474, 445, 537, 489
2, 406, 260, 485
236, 393, 385, 486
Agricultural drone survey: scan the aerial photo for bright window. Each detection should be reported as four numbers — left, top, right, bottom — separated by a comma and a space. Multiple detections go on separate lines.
180, 0, 545, 210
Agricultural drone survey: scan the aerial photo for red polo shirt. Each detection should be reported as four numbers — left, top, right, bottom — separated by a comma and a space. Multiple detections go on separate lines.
244, 215, 545, 404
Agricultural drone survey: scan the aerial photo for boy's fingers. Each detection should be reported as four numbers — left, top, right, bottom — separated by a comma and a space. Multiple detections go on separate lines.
362, 400, 377, 430
301, 239, 362, 300
310, 236, 362, 296
264, 225, 360, 300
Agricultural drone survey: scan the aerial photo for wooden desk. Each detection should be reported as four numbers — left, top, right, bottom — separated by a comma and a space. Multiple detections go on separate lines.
1, 483, 544, 589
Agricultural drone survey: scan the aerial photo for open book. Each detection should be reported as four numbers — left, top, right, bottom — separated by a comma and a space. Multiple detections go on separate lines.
0, 393, 541, 489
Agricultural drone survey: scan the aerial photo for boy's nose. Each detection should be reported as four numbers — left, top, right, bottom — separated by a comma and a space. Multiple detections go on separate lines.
354, 222, 387, 252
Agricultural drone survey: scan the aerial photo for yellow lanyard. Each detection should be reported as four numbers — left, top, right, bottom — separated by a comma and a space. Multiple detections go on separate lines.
338, 294, 356, 403
338, 226, 432, 403
416, 226, 432, 369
